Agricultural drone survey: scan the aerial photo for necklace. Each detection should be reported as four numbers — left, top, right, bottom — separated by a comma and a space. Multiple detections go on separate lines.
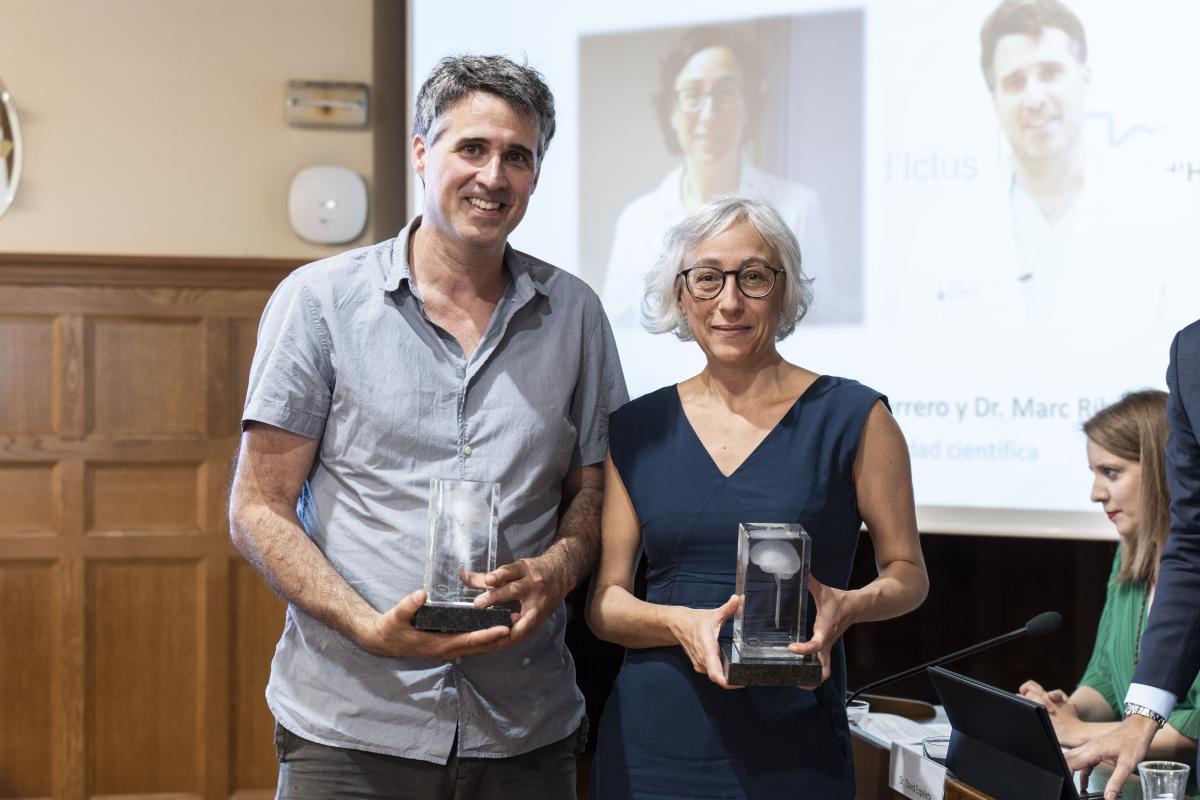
1133, 581, 1151, 667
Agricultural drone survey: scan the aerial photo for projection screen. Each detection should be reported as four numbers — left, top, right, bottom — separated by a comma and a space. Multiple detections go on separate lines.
409, 0, 1200, 538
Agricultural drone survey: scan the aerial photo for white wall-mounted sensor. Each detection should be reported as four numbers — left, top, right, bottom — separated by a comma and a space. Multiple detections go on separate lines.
288, 165, 368, 245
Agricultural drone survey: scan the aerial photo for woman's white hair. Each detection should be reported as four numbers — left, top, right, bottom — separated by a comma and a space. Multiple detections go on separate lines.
641, 195, 813, 341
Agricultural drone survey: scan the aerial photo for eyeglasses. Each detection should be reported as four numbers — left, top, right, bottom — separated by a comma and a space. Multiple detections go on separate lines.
674, 79, 743, 114
677, 264, 784, 300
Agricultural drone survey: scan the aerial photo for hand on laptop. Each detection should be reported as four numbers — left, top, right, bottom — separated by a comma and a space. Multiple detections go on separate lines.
1065, 715, 1159, 800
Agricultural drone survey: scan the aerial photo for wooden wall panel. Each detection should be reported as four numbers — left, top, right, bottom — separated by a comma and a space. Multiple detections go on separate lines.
0, 562, 55, 797
0, 315, 56, 434
203, 319, 233, 444
0, 253, 295, 799
230, 561, 286, 792
88, 318, 205, 436
54, 315, 87, 440
85, 463, 201, 535
88, 561, 200, 794
0, 463, 57, 535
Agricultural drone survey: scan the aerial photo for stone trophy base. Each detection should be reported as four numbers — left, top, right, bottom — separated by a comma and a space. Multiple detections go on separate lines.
721, 640, 822, 687
413, 603, 513, 633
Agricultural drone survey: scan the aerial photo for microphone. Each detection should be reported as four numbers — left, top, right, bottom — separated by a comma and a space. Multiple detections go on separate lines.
846, 611, 1062, 705
1024, 611, 1063, 637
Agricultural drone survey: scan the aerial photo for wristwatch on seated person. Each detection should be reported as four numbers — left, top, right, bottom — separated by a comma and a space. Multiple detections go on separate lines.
1123, 702, 1168, 729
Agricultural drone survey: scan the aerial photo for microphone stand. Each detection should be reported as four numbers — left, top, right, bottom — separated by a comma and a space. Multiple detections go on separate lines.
846, 622, 1051, 706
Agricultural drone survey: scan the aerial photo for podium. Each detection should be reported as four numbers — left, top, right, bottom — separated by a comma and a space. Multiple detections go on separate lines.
852, 724, 995, 800
851, 694, 993, 800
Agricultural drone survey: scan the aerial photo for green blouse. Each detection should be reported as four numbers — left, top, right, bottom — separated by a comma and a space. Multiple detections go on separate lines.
1080, 550, 1200, 738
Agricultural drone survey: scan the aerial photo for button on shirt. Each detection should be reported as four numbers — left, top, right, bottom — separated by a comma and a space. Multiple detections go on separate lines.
243, 216, 627, 763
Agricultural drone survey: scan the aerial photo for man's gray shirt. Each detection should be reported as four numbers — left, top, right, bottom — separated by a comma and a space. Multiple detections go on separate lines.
243, 216, 627, 763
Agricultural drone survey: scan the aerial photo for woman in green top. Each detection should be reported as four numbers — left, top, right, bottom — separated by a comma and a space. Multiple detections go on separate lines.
1019, 390, 1200, 762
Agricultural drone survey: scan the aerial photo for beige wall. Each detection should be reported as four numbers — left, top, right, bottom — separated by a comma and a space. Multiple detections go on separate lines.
0, 0, 386, 259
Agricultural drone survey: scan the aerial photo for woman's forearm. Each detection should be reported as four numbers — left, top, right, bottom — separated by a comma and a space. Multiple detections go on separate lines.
844, 558, 929, 626
588, 583, 684, 649
1148, 724, 1199, 762
1070, 685, 1116, 722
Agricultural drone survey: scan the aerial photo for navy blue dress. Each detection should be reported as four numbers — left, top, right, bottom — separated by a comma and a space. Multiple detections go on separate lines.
591, 376, 884, 799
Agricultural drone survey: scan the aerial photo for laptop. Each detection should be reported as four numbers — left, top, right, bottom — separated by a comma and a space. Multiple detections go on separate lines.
928, 666, 1105, 800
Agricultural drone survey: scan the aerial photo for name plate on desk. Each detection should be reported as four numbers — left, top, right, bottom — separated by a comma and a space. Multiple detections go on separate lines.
889, 742, 947, 800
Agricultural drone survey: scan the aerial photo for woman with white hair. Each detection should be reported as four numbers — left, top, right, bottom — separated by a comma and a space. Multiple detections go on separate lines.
587, 196, 928, 798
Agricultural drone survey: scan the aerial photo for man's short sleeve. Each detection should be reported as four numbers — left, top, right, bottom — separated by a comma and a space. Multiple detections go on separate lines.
570, 299, 628, 469
242, 273, 334, 440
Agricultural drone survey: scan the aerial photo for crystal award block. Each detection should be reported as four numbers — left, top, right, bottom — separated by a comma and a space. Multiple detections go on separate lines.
721, 523, 822, 686
412, 478, 513, 632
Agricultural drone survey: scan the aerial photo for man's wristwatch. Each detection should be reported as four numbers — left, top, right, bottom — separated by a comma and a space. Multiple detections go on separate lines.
1123, 702, 1168, 729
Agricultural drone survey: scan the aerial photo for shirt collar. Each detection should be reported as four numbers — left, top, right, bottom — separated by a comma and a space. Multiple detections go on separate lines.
381, 215, 548, 302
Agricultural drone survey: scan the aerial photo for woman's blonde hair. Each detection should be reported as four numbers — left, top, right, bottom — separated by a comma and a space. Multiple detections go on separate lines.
1083, 390, 1170, 583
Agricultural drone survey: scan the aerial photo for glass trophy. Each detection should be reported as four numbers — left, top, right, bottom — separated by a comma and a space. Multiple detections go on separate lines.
721, 523, 822, 686
412, 478, 514, 632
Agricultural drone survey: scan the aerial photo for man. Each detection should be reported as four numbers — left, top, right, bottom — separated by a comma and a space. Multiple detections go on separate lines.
1067, 319, 1200, 799
229, 55, 627, 798
982, 0, 1089, 244
900, 0, 1179, 326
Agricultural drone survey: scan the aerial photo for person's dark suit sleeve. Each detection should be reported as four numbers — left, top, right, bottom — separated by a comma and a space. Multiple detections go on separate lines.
1133, 322, 1200, 697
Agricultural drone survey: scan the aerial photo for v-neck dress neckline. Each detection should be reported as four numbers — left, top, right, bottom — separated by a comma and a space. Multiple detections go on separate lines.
673, 374, 829, 479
